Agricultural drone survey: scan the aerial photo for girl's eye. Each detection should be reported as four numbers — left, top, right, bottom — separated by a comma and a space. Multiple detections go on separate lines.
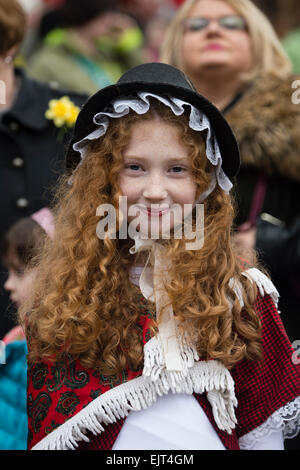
125, 164, 142, 171
11, 268, 25, 278
16, 269, 25, 277
170, 166, 186, 173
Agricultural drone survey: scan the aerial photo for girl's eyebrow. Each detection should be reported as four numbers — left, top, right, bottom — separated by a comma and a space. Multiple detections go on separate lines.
123, 155, 190, 163
8, 262, 23, 272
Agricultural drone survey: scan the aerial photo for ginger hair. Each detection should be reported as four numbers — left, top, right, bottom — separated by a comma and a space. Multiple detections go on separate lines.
23, 100, 262, 376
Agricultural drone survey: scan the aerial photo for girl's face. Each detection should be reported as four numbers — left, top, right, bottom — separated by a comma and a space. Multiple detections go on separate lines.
4, 259, 36, 307
119, 117, 197, 238
181, 0, 253, 79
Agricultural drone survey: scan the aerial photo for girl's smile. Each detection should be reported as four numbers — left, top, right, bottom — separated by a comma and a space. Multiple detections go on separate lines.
137, 205, 170, 217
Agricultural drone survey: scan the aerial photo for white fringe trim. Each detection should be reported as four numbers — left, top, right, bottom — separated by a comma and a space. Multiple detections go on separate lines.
242, 268, 279, 308
229, 277, 245, 309
229, 268, 279, 311
143, 335, 237, 433
32, 359, 238, 450
239, 396, 300, 449
143, 334, 199, 382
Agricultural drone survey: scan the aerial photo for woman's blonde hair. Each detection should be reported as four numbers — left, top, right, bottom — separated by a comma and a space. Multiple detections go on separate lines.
161, 0, 292, 81
23, 100, 262, 377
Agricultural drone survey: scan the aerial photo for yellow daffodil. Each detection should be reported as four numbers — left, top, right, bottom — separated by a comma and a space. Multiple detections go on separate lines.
45, 96, 80, 128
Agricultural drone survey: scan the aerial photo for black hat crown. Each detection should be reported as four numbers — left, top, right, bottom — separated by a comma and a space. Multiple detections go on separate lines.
66, 62, 240, 179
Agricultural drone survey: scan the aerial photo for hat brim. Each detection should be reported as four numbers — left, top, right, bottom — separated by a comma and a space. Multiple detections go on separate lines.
66, 81, 240, 179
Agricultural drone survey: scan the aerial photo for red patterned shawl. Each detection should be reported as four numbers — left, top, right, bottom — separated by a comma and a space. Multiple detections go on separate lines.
27, 281, 300, 450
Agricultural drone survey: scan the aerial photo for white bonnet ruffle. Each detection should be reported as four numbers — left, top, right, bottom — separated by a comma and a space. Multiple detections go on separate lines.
71, 91, 233, 196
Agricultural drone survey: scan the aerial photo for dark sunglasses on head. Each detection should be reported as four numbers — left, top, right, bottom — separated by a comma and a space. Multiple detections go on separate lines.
183, 15, 247, 32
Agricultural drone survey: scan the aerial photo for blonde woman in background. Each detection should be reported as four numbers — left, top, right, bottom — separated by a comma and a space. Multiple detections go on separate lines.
162, 2, 300, 416
161, 0, 291, 107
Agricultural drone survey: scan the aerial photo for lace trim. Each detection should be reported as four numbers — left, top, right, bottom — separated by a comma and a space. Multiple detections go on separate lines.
71, 91, 232, 194
239, 396, 300, 449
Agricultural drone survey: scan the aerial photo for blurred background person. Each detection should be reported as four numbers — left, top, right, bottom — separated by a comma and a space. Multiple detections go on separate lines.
252, 0, 300, 74
282, 29, 300, 75
118, 0, 178, 63
0, 0, 86, 339
26, 0, 145, 94
251, 0, 300, 38
161, 0, 300, 422
0, 208, 53, 450
118, 0, 161, 31
141, 2, 176, 62
16, 0, 45, 64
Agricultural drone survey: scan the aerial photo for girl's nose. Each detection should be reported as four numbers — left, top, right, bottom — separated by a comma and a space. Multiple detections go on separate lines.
142, 177, 168, 201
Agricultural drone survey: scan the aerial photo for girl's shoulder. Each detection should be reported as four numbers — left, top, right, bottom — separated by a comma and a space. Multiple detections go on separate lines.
231, 264, 300, 443
232, 288, 300, 444
235, 256, 280, 315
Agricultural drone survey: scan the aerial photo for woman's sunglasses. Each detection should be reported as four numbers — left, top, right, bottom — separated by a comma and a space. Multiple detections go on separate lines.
183, 15, 247, 32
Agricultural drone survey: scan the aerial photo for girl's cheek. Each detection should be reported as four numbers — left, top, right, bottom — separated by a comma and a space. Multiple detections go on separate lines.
119, 176, 131, 197
120, 177, 142, 199
17, 271, 36, 305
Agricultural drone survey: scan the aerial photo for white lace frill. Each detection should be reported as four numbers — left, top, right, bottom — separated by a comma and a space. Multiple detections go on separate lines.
239, 396, 300, 449
72, 91, 233, 194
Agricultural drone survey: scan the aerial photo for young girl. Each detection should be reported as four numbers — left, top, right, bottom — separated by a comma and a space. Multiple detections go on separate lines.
24, 63, 300, 451
3, 208, 54, 338
0, 208, 54, 450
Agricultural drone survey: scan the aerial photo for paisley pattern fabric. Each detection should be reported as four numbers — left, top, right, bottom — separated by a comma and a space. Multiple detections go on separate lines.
27, 296, 153, 449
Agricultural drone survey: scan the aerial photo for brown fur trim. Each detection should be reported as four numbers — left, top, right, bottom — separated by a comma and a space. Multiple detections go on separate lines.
226, 75, 300, 182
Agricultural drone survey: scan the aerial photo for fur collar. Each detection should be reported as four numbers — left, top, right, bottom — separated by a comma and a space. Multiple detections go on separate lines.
225, 74, 300, 182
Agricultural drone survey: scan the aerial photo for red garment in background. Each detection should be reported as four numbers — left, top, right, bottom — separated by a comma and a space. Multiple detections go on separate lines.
172, 0, 185, 6
41, 0, 65, 7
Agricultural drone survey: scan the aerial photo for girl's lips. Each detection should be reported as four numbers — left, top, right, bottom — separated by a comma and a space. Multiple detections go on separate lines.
139, 206, 170, 217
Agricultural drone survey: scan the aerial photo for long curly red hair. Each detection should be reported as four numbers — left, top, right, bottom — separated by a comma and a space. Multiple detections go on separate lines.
23, 100, 262, 376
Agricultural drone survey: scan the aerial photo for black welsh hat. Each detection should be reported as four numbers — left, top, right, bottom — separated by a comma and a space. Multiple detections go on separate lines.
66, 63, 240, 179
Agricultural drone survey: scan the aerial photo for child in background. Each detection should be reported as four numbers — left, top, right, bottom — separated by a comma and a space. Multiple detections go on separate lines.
0, 208, 54, 450
24, 63, 300, 451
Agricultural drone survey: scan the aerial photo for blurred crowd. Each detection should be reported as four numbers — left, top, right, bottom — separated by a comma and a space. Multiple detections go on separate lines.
18, 0, 180, 93
0, 0, 300, 451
